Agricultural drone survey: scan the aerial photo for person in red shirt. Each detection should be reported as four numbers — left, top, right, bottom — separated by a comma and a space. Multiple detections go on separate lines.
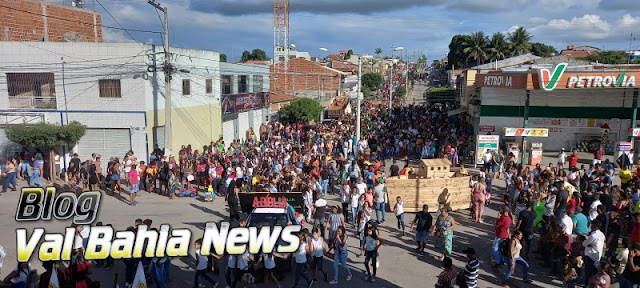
492, 207, 512, 268
568, 151, 579, 169
593, 146, 605, 165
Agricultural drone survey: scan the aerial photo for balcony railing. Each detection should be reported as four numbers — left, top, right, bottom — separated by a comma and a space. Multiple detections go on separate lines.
8, 96, 58, 110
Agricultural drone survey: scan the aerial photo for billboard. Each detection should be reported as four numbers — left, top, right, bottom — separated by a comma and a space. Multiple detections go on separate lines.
238, 192, 304, 213
476, 135, 499, 165
221, 92, 270, 116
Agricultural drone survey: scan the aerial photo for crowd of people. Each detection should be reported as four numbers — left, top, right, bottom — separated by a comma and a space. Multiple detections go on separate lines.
7, 86, 640, 288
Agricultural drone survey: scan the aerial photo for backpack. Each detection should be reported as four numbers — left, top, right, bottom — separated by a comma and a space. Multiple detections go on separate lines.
500, 238, 512, 257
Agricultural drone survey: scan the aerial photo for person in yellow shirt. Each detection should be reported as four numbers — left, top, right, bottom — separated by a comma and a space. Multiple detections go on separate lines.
620, 165, 632, 189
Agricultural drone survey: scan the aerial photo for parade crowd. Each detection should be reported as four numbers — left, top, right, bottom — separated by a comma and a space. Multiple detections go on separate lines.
3, 91, 640, 288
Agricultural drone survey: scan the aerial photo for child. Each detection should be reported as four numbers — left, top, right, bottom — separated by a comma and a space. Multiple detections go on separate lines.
356, 211, 366, 257
393, 196, 405, 236
129, 164, 139, 206
79, 162, 88, 192
562, 258, 578, 288
485, 175, 493, 205
362, 226, 382, 283
256, 252, 283, 288
168, 170, 177, 199
193, 238, 219, 288
309, 227, 328, 282
69, 173, 78, 195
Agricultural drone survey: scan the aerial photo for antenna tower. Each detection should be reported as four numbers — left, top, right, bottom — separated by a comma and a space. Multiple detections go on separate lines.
274, 0, 290, 96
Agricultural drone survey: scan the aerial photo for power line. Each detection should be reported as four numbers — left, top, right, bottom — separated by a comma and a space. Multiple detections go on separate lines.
0, 4, 162, 34
95, 0, 143, 46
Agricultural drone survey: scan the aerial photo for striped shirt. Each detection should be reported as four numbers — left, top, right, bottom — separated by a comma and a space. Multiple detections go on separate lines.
464, 258, 479, 288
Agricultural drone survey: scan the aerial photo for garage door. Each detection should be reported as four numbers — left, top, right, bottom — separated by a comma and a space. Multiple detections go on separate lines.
253, 109, 263, 139
76, 129, 131, 162
238, 112, 250, 141
223, 119, 235, 144
0, 128, 21, 162
153, 126, 165, 148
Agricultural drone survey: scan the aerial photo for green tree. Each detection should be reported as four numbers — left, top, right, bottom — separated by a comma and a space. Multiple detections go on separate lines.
345, 49, 354, 60
508, 27, 533, 56
463, 31, 489, 66
361, 72, 383, 90
530, 42, 558, 57
6, 121, 86, 179
220, 53, 227, 62
488, 32, 510, 61
447, 34, 472, 69
374, 48, 382, 57
250, 49, 269, 61
279, 98, 323, 122
432, 60, 440, 67
418, 54, 427, 65
240, 50, 251, 62
578, 51, 629, 64
395, 86, 407, 99
361, 85, 371, 98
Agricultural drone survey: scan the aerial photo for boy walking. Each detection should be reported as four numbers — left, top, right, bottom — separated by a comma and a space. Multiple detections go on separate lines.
194, 238, 219, 288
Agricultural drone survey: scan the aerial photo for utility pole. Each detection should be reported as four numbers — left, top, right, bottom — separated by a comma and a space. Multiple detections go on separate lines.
148, 0, 172, 156
521, 89, 530, 165
356, 57, 362, 144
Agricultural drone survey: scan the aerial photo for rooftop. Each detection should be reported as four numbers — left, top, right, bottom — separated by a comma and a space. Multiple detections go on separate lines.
469, 53, 541, 70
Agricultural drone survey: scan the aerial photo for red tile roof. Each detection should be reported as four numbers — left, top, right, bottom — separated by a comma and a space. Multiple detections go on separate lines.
270, 93, 299, 103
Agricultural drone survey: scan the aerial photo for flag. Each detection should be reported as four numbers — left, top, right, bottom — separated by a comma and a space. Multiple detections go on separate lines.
132, 261, 147, 288
49, 268, 60, 288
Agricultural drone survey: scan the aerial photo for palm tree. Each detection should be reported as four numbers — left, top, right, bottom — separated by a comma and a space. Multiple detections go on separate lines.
463, 31, 489, 67
488, 32, 510, 61
508, 27, 532, 56
375, 48, 382, 58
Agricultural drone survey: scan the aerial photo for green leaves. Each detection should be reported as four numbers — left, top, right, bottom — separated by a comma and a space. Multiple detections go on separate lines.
362, 72, 383, 90
279, 98, 323, 122
5, 121, 87, 148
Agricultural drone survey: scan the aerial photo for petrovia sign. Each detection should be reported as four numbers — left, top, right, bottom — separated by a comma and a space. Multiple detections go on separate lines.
539, 63, 568, 91
539, 63, 636, 91
567, 73, 636, 88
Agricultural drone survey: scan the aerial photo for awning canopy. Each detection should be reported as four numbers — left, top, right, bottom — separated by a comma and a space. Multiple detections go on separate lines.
447, 108, 466, 116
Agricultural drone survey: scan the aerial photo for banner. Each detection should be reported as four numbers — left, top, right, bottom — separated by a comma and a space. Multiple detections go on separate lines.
222, 92, 270, 116
476, 135, 499, 165
238, 192, 304, 213
502, 128, 549, 137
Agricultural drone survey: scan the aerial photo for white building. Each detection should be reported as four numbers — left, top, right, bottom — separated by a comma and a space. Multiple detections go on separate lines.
0, 41, 269, 169
273, 45, 311, 63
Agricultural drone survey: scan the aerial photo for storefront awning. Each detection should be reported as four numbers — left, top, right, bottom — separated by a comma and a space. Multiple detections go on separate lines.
447, 108, 466, 116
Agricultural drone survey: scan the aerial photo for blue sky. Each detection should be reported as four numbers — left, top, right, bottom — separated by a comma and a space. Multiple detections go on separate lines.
51, 0, 640, 63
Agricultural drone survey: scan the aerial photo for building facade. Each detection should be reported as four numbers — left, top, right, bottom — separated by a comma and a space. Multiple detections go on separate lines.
219, 62, 270, 143
0, 0, 102, 42
474, 66, 640, 152
0, 42, 269, 170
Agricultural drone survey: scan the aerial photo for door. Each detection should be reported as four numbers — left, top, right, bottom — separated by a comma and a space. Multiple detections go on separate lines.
238, 111, 250, 141
0, 128, 21, 162
76, 129, 131, 162
223, 119, 234, 144
153, 126, 165, 149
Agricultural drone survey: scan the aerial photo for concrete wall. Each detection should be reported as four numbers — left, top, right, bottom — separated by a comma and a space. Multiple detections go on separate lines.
0, 0, 102, 42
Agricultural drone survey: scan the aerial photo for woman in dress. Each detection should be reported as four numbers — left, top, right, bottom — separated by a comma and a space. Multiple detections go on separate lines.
326, 205, 344, 249
473, 179, 487, 223
432, 207, 456, 261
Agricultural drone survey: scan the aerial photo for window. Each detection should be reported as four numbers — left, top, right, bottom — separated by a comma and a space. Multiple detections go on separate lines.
182, 79, 191, 96
238, 75, 248, 93
252, 75, 263, 92
99, 79, 122, 98
221, 75, 232, 95
205, 78, 213, 94
7, 73, 57, 109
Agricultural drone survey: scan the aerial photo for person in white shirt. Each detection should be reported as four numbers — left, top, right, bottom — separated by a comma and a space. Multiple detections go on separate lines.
582, 221, 605, 286
558, 148, 567, 171
0, 244, 5, 276
589, 194, 602, 221
355, 178, 367, 196
560, 211, 573, 235
193, 239, 219, 288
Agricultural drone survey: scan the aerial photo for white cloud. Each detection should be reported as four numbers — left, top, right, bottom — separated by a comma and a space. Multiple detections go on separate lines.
102, 30, 137, 43
530, 14, 612, 41
537, 0, 601, 10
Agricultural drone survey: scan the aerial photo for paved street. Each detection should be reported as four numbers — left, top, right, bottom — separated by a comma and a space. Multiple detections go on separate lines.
0, 84, 573, 288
